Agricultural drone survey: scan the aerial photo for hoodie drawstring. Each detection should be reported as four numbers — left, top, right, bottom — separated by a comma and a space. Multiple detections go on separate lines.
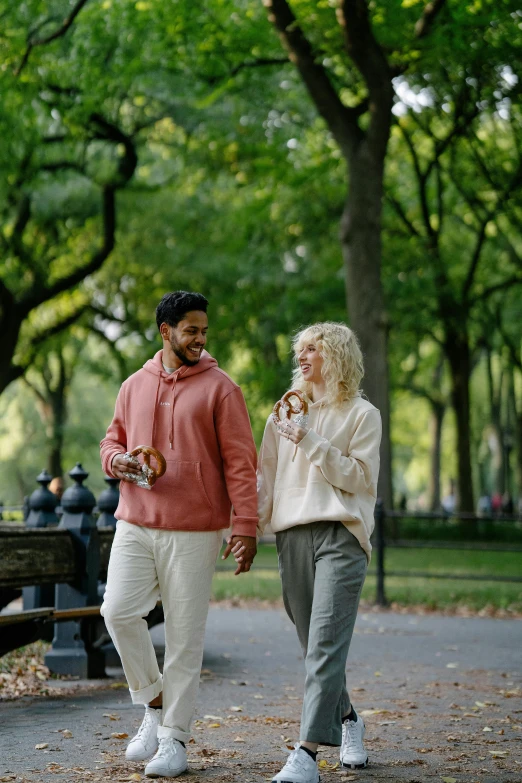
151, 376, 161, 447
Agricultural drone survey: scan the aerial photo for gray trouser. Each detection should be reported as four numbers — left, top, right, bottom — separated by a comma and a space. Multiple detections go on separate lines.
276, 521, 367, 746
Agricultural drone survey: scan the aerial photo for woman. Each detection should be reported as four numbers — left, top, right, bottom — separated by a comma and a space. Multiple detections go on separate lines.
233, 322, 381, 783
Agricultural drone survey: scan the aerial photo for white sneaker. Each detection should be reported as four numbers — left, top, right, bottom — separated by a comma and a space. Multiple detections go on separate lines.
125, 706, 160, 762
340, 714, 368, 769
145, 737, 187, 778
272, 745, 320, 783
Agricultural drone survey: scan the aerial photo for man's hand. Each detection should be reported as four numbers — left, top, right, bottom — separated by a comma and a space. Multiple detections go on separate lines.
222, 535, 257, 576
111, 453, 142, 481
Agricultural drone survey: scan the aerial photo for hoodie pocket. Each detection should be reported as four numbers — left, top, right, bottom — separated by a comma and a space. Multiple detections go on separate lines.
166, 460, 213, 524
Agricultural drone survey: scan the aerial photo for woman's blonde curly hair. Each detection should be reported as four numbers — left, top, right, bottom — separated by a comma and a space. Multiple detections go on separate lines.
291, 322, 364, 406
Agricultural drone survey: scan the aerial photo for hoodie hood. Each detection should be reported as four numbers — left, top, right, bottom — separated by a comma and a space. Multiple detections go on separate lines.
144, 349, 218, 380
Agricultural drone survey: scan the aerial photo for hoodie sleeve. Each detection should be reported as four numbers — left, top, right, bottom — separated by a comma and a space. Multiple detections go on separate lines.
257, 416, 278, 536
215, 386, 258, 537
297, 408, 381, 495
100, 383, 128, 477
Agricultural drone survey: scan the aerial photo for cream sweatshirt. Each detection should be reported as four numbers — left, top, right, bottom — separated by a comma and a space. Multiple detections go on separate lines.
257, 394, 381, 561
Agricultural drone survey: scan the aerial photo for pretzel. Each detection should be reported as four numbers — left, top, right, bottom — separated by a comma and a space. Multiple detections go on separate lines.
272, 389, 308, 426
124, 445, 166, 488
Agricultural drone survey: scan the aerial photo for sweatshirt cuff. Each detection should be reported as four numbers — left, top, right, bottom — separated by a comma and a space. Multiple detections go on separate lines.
297, 428, 328, 459
231, 517, 259, 538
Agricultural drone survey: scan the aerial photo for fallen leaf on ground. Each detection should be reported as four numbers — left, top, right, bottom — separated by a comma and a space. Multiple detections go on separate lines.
318, 759, 339, 770
441, 777, 457, 783
61, 730, 73, 738
230, 706, 243, 712
35, 743, 48, 750
110, 682, 128, 689
482, 726, 493, 732
233, 736, 245, 742
254, 694, 263, 699
127, 775, 141, 781
374, 671, 382, 676
446, 663, 458, 669
489, 750, 508, 757
103, 713, 120, 721
111, 732, 129, 739
203, 715, 222, 721
208, 723, 221, 728
360, 709, 390, 717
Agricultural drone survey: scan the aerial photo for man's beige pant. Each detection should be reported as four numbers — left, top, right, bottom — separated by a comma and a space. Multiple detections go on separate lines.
101, 520, 221, 743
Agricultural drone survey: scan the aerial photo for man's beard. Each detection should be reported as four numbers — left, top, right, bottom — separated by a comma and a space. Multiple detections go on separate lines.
170, 337, 200, 367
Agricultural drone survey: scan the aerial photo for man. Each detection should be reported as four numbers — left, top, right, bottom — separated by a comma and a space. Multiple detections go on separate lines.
49, 477, 65, 501
100, 291, 258, 778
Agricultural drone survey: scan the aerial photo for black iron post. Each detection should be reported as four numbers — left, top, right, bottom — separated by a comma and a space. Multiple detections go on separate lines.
374, 498, 387, 607
23, 470, 59, 622
44, 463, 105, 678
96, 476, 120, 529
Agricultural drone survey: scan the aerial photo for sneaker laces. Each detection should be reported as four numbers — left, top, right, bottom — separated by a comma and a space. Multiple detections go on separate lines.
136, 710, 155, 739
342, 720, 360, 750
284, 744, 311, 772
155, 737, 178, 760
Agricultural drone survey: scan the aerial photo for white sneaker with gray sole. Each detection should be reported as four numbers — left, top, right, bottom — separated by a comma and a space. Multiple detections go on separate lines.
340, 714, 368, 769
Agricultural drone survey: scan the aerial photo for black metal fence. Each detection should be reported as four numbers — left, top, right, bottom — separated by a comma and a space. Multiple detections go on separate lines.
1, 467, 521, 673
372, 501, 522, 606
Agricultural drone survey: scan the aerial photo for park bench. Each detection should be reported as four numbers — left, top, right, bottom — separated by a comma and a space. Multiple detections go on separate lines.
0, 465, 132, 676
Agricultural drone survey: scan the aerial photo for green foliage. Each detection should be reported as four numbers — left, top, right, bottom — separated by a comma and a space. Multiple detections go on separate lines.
0, 0, 521, 504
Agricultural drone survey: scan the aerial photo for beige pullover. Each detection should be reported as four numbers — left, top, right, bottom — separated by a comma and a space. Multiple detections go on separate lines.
257, 394, 382, 561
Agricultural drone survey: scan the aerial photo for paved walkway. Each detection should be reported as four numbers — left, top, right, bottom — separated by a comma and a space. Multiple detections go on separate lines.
1, 607, 521, 782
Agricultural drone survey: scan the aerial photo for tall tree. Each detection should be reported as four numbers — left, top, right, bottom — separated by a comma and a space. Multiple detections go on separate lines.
0, 2, 138, 392
260, 0, 452, 507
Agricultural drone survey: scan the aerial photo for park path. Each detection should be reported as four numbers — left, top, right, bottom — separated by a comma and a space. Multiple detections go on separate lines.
1, 606, 521, 783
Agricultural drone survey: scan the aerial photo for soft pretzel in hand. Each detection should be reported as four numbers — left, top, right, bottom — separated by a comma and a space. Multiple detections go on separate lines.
272, 389, 308, 426
125, 445, 166, 488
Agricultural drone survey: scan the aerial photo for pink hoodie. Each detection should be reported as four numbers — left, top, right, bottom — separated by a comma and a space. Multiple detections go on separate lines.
100, 350, 258, 537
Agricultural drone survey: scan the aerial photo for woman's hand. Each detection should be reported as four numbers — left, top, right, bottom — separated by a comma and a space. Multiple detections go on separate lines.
222, 535, 257, 575
276, 419, 308, 445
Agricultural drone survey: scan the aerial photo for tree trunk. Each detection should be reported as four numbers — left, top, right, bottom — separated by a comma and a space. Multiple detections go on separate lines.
341, 143, 392, 509
428, 400, 445, 511
445, 330, 474, 511
0, 307, 24, 393
485, 350, 504, 494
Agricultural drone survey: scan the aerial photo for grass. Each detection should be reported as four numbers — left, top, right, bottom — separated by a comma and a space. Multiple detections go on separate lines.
212, 543, 522, 611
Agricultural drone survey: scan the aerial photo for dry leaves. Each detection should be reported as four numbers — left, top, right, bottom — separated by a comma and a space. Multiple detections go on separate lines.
318, 759, 339, 771
35, 743, 48, 750
111, 732, 129, 739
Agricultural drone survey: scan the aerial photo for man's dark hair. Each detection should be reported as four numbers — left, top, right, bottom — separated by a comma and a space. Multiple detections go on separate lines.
155, 291, 209, 331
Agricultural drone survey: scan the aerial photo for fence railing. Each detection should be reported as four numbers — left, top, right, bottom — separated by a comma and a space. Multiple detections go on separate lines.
1, 466, 521, 673
372, 502, 522, 605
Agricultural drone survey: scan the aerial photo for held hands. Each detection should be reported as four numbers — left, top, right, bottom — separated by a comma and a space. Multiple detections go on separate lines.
111, 453, 142, 481
276, 418, 308, 445
222, 535, 257, 576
